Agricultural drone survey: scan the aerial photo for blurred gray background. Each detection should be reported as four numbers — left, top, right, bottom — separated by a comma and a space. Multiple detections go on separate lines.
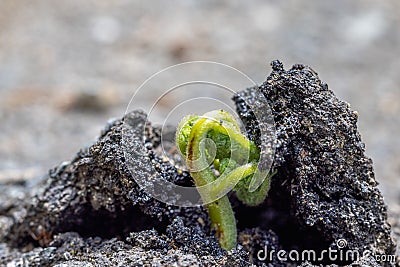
0, 1, 399, 206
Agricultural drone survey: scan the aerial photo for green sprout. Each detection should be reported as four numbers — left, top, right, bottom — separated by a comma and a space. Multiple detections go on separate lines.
176, 110, 275, 250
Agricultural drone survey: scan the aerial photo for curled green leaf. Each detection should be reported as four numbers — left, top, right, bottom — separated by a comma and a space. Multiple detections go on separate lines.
176, 110, 275, 250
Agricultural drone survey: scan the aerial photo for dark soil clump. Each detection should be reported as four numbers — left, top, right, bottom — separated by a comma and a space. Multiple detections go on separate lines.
0, 61, 397, 266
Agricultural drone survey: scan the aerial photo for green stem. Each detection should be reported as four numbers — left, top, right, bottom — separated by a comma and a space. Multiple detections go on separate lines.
186, 117, 237, 250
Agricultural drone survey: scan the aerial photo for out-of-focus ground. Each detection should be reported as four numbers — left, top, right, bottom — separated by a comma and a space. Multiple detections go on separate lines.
0, 0, 399, 210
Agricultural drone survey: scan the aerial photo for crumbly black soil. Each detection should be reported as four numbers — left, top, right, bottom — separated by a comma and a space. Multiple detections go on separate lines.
0, 61, 398, 266
233, 61, 398, 266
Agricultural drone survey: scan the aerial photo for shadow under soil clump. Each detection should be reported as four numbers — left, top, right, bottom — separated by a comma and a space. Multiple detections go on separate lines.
0, 61, 398, 266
